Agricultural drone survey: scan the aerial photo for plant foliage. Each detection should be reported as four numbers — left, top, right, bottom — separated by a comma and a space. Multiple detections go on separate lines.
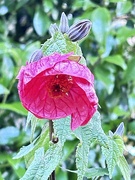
0, 0, 134, 179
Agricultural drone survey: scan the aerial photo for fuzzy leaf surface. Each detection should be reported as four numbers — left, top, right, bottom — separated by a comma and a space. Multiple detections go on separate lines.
102, 137, 123, 178
21, 144, 62, 180
76, 142, 89, 180
13, 138, 38, 159
53, 116, 72, 145
25, 127, 49, 167
42, 32, 78, 55
117, 156, 131, 180
41, 32, 86, 65
85, 168, 109, 178
74, 111, 108, 180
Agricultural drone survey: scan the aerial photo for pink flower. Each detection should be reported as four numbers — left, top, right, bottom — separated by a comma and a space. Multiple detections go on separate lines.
17, 53, 98, 130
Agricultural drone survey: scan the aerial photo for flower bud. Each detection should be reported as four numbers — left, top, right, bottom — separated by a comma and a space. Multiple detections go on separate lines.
49, 23, 59, 36
114, 122, 124, 136
67, 20, 92, 42
59, 12, 69, 33
29, 49, 43, 63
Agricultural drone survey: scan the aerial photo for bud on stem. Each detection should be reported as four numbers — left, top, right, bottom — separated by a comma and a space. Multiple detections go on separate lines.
59, 12, 69, 33
67, 20, 92, 42
49, 23, 59, 36
29, 49, 43, 63
49, 12, 92, 42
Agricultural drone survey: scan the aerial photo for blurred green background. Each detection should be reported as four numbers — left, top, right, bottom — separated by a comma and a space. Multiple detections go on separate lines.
0, 0, 135, 179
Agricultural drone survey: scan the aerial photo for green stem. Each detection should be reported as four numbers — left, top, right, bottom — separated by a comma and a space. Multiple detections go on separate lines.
49, 120, 54, 141
2, 78, 16, 103
49, 120, 56, 180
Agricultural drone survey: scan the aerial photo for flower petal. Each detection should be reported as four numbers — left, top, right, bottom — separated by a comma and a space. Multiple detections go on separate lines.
45, 58, 94, 85
69, 80, 97, 130
17, 53, 98, 130
17, 53, 72, 84
19, 74, 76, 119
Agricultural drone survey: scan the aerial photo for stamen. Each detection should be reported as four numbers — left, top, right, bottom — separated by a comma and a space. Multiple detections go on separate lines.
48, 75, 73, 98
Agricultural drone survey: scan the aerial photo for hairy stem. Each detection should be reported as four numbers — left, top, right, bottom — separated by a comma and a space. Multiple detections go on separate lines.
49, 120, 56, 180
49, 120, 54, 141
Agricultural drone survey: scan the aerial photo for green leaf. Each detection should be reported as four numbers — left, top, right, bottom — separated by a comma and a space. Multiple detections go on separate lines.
7, 157, 26, 178
94, 65, 115, 94
13, 138, 38, 159
0, 42, 12, 54
116, 1, 132, 16
103, 55, 127, 70
74, 111, 108, 147
85, 168, 109, 178
73, 0, 97, 11
128, 93, 135, 110
42, 32, 78, 55
117, 156, 131, 180
102, 138, 122, 178
20, 147, 45, 180
91, 8, 111, 44
117, 27, 135, 44
74, 121, 93, 179
88, 111, 109, 146
76, 143, 89, 180
33, 8, 50, 36
21, 145, 63, 180
113, 106, 129, 117
110, 0, 126, 2
0, 84, 9, 95
8, 48, 23, 66
25, 127, 49, 167
113, 136, 124, 156
101, 35, 115, 58
25, 112, 33, 130
0, 126, 20, 145
56, 167, 68, 180
0, 102, 28, 116
53, 116, 72, 145
63, 139, 78, 160
41, 145, 62, 180
42, 32, 86, 65
25, 112, 39, 142
102, 127, 126, 179
43, 0, 53, 13
0, 171, 4, 180
122, 58, 135, 83
24, 41, 41, 63
16, 0, 29, 9
1, 55, 14, 86
74, 112, 108, 180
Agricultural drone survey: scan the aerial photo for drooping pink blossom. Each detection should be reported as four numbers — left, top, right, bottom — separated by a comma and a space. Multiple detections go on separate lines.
17, 53, 98, 130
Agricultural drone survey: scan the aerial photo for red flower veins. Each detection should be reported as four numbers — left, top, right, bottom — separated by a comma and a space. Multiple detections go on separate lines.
17, 53, 98, 130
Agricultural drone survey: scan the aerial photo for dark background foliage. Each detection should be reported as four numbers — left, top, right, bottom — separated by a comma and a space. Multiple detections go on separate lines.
0, 0, 135, 179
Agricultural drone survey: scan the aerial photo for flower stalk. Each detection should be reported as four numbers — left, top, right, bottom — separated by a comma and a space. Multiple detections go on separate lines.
49, 120, 56, 180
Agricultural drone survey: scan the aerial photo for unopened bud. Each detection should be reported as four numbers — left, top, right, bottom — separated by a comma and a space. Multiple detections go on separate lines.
49, 23, 59, 36
29, 49, 43, 63
114, 122, 124, 136
109, 130, 114, 137
67, 20, 92, 42
59, 12, 69, 33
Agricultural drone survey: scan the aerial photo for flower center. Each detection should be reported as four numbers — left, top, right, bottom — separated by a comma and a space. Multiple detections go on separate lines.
48, 75, 73, 98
